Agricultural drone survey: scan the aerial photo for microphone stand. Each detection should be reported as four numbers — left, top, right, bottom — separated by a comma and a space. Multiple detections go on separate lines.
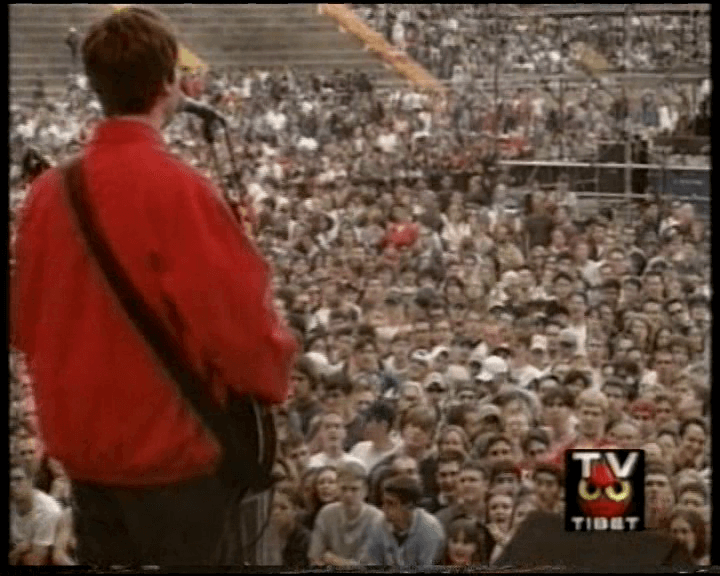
200, 118, 236, 207
200, 115, 259, 240
197, 114, 273, 565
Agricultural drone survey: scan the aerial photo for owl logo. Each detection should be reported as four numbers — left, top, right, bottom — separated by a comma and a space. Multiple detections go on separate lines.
578, 461, 632, 518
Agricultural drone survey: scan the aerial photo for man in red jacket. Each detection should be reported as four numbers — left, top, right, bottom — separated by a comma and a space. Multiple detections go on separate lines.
10, 6, 296, 567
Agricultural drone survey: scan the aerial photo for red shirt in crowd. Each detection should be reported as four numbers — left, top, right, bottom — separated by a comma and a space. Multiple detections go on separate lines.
382, 221, 419, 251
548, 436, 618, 472
11, 119, 297, 487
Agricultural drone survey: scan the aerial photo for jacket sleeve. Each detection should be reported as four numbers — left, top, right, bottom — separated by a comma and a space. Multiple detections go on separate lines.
152, 169, 298, 407
358, 521, 386, 566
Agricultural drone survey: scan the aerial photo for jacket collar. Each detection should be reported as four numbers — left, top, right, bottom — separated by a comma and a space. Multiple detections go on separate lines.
90, 117, 166, 148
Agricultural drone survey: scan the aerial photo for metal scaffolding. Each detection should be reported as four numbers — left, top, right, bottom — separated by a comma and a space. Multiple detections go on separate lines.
478, 3, 711, 205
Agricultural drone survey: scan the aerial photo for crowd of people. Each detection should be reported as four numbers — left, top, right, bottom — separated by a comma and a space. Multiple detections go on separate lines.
9, 8, 712, 569
355, 3, 711, 162
357, 4, 711, 79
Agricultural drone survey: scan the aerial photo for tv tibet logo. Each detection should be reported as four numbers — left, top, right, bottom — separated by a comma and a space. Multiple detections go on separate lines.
565, 450, 644, 532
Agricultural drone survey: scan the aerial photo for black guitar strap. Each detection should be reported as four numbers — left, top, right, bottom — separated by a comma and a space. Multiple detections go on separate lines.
61, 156, 275, 495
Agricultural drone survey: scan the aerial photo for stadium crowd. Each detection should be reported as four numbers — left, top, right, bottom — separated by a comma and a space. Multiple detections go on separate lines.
354, 3, 711, 162
356, 4, 711, 78
9, 24, 711, 569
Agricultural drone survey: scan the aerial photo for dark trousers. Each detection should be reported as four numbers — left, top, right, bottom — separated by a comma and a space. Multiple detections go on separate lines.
73, 473, 238, 567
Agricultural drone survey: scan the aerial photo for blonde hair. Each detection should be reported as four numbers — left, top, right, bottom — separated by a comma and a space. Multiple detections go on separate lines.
335, 460, 367, 483
576, 389, 609, 413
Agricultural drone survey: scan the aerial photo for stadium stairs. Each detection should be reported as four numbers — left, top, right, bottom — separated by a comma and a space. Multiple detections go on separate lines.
10, 4, 407, 105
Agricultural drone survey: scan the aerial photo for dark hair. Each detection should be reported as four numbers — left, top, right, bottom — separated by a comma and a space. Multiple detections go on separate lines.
294, 355, 321, 388
365, 400, 396, 428
521, 428, 550, 453
541, 386, 574, 408
563, 369, 591, 390
678, 417, 707, 439
275, 483, 305, 512
482, 433, 513, 457
443, 517, 493, 565
82, 6, 179, 116
664, 506, 707, 560
437, 424, 471, 454
532, 460, 565, 486
602, 278, 621, 291
460, 459, 489, 481
400, 405, 437, 434
382, 475, 422, 507
552, 271, 573, 285
645, 460, 671, 478
602, 377, 629, 396
677, 481, 708, 504
281, 430, 307, 456
489, 459, 522, 485
308, 465, 338, 512
622, 276, 643, 290
321, 370, 353, 396
353, 334, 377, 353
436, 448, 467, 468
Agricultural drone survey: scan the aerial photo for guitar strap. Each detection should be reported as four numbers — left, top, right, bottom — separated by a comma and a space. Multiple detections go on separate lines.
61, 156, 275, 496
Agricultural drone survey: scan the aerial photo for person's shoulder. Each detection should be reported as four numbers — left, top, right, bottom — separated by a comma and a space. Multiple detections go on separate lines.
32, 489, 62, 517
307, 453, 327, 468
289, 521, 311, 542
341, 453, 368, 471
417, 507, 444, 533
362, 502, 384, 520
316, 501, 342, 522
144, 148, 218, 199
433, 502, 457, 524
350, 440, 371, 456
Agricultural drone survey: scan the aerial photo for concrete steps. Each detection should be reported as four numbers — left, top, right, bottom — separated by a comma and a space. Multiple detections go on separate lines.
10, 4, 401, 105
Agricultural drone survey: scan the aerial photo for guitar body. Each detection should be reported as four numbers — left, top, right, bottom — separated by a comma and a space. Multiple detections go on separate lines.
220, 394, 277, 494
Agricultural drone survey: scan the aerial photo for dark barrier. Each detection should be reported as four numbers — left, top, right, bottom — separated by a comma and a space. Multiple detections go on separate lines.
495, 510, 694, 572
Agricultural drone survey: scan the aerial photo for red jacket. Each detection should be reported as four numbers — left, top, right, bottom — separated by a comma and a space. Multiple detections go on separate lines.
11, 119, 297, 487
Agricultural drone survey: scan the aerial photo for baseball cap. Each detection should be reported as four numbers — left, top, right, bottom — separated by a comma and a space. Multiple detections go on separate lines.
530, 334, 548, 352
558, 329, 578, 347
410, 349, 432, 364
477, 355, 509, 381
477, 403, 503, 421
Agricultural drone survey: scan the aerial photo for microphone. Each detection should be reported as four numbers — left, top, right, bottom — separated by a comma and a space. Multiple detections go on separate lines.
180, 97, 227, 126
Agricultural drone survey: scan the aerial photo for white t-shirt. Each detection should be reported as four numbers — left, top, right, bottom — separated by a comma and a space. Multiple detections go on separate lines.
11, 489, 63, 548
515, 364, 546, 389
308, 451, 367, 473
565, 324, 587, 355
349, 439, 402, 472
377, 133, 398, 154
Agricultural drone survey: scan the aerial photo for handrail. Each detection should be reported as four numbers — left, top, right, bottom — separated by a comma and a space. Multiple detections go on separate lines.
498, 159, 709, 171
499, 4, 710, 18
